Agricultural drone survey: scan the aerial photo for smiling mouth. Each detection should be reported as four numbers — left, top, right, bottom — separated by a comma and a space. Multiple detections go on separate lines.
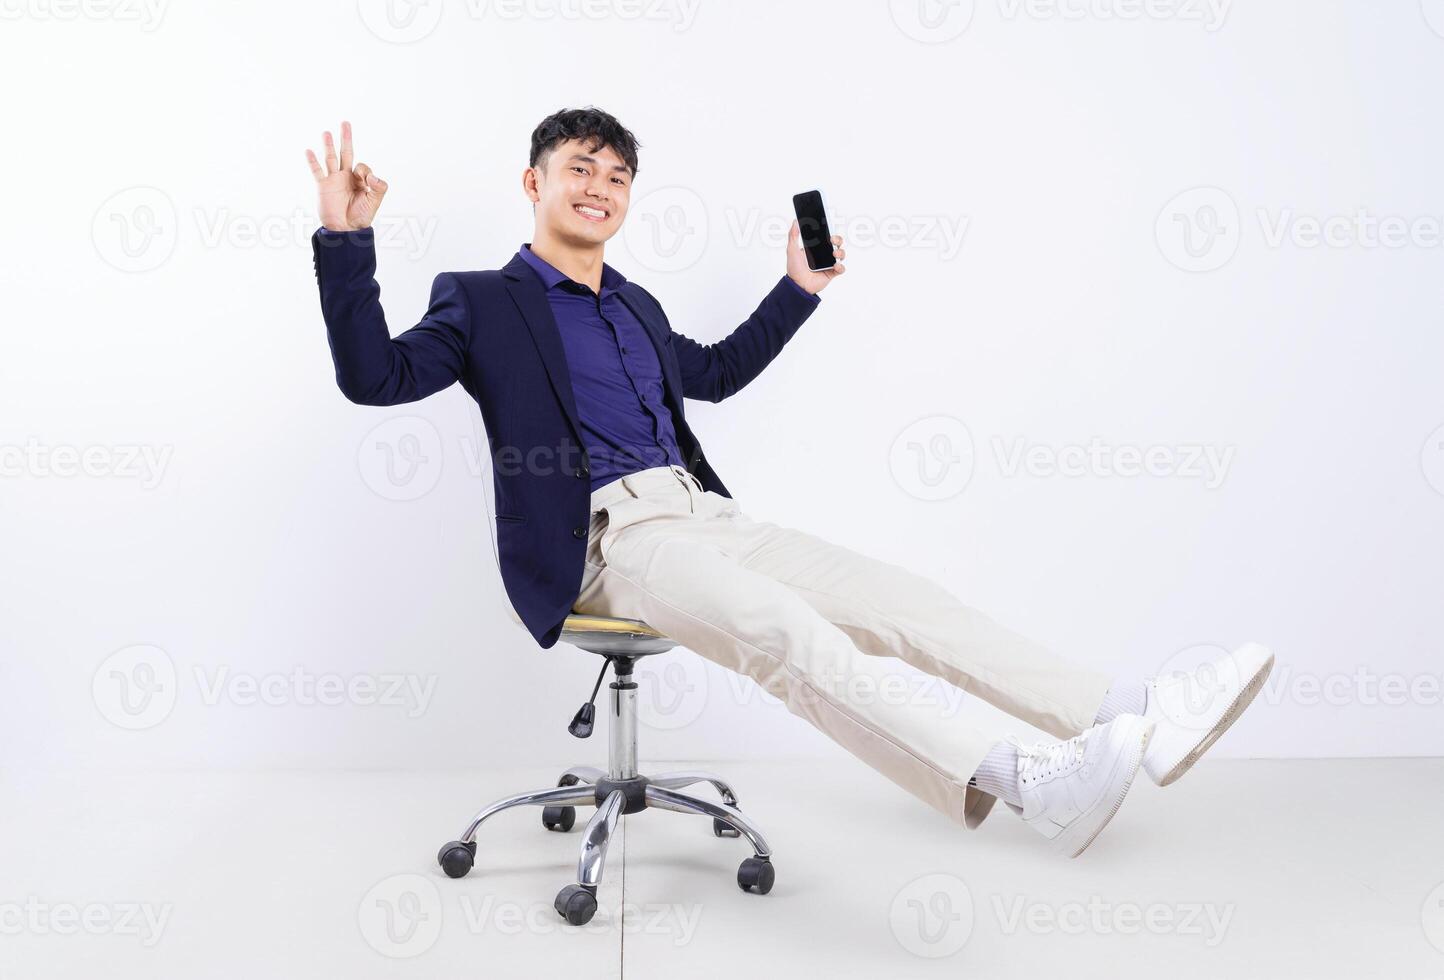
573, 204, 609, 222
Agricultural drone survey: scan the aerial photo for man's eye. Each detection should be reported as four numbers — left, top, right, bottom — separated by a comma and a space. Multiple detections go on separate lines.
572, 166, 588, 175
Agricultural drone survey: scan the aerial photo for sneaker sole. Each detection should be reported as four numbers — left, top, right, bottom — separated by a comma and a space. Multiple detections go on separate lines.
1063, 719, 1152, 859
1153, 649, 1274, 787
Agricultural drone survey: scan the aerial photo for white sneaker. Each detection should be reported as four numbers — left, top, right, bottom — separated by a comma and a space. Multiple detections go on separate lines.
1142, 642, 1275, 786
1007, 714, 1154, 858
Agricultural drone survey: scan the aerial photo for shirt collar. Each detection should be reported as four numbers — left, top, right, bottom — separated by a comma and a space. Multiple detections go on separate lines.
519, 243, 627, 296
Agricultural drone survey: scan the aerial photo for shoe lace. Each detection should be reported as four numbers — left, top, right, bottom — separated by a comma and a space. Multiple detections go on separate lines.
1006, 731, 1087, 785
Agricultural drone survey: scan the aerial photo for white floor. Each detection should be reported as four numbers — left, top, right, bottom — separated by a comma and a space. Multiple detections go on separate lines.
3, 758, 1441, 978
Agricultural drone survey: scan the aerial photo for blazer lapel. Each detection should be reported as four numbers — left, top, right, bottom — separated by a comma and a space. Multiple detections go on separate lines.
503, 254, 584, 443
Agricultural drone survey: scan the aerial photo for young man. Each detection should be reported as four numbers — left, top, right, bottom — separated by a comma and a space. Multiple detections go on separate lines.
305, 107, 1274, 857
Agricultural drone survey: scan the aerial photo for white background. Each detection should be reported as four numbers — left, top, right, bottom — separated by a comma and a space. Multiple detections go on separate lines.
3, 0, 1442, 777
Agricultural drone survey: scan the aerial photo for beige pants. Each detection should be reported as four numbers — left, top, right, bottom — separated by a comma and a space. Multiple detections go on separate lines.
571, 464, 1111, 829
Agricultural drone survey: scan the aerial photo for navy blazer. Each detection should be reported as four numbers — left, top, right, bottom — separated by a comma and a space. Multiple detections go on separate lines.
311, 227, 822, 648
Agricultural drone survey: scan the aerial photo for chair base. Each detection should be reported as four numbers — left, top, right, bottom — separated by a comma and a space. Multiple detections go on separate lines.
436, 655, 776, 926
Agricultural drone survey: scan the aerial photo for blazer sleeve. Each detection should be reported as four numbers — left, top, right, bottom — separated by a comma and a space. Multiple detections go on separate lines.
659, 275, 821, 403
311, 227, 471, 406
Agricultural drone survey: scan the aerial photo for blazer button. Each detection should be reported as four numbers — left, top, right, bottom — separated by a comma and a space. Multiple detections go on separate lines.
574, 465, 588, 478
573, 526, 586, 539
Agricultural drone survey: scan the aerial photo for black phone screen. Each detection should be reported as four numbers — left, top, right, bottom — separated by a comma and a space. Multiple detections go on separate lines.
792, 190, 836, 271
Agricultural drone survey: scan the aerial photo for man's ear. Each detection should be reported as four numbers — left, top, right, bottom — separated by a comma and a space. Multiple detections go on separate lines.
522, 166, 541, 204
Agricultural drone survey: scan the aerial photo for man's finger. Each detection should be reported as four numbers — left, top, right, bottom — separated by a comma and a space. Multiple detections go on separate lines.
354, 162, 372, 185
323, 130, 339, 175
339, 120, 354, 172
305, 148, 325, 182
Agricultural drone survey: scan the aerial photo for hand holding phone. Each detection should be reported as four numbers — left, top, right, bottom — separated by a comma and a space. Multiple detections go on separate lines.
792, 190, 837, 271
787, 190, 846, 295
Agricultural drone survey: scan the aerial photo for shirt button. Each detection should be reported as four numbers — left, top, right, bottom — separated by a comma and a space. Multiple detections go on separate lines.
573, 526, 586, 539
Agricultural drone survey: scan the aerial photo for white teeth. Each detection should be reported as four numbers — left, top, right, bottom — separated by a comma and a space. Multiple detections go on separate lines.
575, 205, 606, 218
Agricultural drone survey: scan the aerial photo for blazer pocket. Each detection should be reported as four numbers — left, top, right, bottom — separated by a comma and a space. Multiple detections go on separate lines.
495, 514, 527, 524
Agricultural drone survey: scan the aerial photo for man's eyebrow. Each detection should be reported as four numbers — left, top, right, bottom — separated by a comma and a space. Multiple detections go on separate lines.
566, 153, 631, 175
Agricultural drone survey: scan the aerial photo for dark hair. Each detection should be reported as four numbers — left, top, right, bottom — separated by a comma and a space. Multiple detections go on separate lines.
529, 106, 641, 179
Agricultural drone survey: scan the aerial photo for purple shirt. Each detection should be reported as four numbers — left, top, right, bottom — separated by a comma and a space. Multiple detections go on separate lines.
518, 243, 686, 491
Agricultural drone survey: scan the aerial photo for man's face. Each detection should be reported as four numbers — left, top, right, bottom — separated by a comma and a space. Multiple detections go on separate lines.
525, 138, 632, 247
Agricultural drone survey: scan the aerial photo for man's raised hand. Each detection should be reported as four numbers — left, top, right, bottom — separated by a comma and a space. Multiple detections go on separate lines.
305, 120, 388, 232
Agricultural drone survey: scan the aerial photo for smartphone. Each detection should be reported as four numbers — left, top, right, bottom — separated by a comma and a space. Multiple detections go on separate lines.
792, 189, 836, 272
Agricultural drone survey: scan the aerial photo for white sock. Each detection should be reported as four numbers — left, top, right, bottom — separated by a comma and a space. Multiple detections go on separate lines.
1093, 677, 1147, 725
968, 741, 1021, 807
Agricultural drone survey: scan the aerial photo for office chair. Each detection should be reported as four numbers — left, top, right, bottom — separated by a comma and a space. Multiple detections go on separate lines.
436, 462, 775, 926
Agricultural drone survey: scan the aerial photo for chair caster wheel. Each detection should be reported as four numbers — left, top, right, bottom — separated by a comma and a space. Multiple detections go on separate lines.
542, 806, 576, 832
737, 856, 774, 894
554, 883, 598, 925
712, 817, 740, 838
437, 840, 476, 879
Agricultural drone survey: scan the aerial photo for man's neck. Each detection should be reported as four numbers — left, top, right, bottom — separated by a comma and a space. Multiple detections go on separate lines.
530, 232, 605, 294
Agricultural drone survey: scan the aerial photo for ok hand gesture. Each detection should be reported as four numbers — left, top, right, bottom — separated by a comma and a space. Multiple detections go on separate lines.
305, 120, 388, 232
